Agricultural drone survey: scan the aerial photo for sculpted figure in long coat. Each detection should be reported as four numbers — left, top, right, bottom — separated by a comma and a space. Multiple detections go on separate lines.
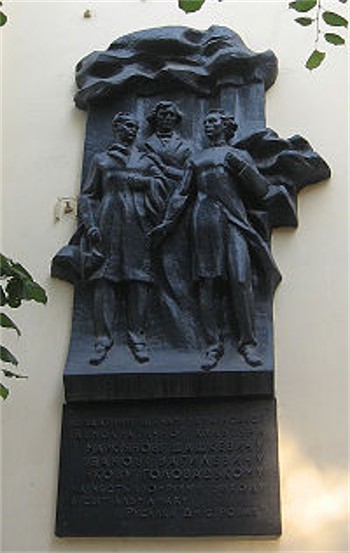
79, 112, 164, 365
152, 110, 281, 370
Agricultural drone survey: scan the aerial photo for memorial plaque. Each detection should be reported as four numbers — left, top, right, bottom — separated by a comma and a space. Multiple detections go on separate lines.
51, 25, 330, 538
56, 398, 281, 537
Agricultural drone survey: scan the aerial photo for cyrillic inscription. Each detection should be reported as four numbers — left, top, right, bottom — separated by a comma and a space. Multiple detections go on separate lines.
56, 399, 280, 536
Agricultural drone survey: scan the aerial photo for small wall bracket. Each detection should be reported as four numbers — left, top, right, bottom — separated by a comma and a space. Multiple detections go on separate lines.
55, 197, 78, 222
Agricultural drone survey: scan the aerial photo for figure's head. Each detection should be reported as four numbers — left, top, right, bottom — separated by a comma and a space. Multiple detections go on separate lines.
112, 112, 139, 146
147, 101, 183, 134
204, 110, 238, 143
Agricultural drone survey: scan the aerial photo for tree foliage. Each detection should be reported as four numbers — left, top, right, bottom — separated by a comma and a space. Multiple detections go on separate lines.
179, 0, 207, 13
290, 0, 348, 69
0, 254, 47, 399
178, 0, 348, 70
0, 0, 7, 26
0, 11, 7, 26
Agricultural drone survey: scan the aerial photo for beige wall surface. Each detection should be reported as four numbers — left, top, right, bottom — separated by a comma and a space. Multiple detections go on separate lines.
1, 1, 348, 551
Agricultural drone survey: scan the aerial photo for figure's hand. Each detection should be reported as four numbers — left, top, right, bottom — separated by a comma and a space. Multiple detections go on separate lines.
227, 152, 247, 173
87, 226, 102, 245
164, 166, 182, 180
128, 175, 150, 191
148, 156, 182, 180
149, 222, 170, 247
147, 153, 167, 173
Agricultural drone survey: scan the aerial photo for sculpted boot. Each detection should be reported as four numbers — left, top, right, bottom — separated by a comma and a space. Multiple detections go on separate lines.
239, 343, 262, 367
89, 336, 113, 365
127, 330, 150, 364
201, 342, 224, 372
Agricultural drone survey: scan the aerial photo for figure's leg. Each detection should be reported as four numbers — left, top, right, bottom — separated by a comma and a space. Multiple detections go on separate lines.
90, 279, 115, 365
198, 278, 224, 371
127, 281, 150, 363
227, 230, 262, 367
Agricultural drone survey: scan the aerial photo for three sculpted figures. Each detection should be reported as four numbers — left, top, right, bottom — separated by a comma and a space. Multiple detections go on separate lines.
50, 26, 332, 383
75, 101, 277, 370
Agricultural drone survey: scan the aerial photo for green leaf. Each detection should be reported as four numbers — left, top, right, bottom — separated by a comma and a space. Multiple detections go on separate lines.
0, 345, 19, 366
1, 256, 47, 305
0, 11, 7, 27
179, 0, 206, 13
0, 286, 7, 307
5, 275, 47, 307
1, 255, 47, 304
295, 16, 314, 25
306, 49, 326, 69
2, 369, 27, 379
0, 383, 9, 400
22, 280, 48, 304
11, 262, 33, 281
6, 277, 24, 308
325, 32, 345, 45
1, 255, 35, 281
0, 313, 21, 336
0, 254, 13, 277
289, 0, 317, 13
323, 11, 348, 27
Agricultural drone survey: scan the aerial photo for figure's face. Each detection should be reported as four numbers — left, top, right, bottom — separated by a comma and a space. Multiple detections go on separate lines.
155, 106, 178, 133
204, 113, 225, 141
115, 118, 139, 146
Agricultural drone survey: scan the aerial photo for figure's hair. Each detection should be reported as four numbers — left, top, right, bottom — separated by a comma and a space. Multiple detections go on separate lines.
112, 112, 138, 131
147, 101, 183, 129
206, 109, 238, 141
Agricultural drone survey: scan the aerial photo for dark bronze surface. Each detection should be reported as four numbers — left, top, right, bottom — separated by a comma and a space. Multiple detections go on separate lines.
56, 398, 281, 537
52, 26, 330, 537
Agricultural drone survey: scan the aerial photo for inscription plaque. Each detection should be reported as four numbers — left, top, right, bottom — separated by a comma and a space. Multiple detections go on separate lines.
56, 398, 281, 537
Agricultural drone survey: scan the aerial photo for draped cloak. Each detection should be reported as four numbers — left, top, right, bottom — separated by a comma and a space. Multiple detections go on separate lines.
157, 145, 282, 291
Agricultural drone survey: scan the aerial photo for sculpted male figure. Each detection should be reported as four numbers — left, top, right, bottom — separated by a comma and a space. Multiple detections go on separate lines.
144, 101, 191, 220
152, 110, 281, 371
79, 112, 161, 365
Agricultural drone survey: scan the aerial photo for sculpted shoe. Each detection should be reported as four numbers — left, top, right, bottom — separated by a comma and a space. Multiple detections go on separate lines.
127, 331, 150, 364
240, 344, 262, 367
130, 342, 150, 364
89, 338, 113, 366
201, 343, 224, 372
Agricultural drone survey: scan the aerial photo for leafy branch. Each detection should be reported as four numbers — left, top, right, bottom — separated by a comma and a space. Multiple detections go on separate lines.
0, 254, 47, 399
290, 0, 347, 69
178, 0, 348, 70
0, 1, 7, 26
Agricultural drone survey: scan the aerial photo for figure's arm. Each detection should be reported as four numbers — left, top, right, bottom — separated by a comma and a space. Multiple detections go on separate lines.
226, 149, 269, 198
163, 161, 194, 222
149, 161, 194, 244
144, 164, 169, 217
78, 155, 103, 244
146, 151, 184, 181
126, 173, 154, 191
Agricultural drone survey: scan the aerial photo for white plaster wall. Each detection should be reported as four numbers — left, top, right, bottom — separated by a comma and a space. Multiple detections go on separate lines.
1, 1, 348, 551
